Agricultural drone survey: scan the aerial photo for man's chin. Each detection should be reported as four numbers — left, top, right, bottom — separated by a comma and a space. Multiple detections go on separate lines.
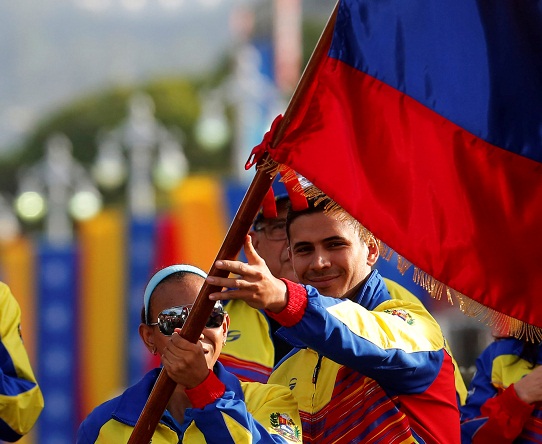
310, 281, 343, 298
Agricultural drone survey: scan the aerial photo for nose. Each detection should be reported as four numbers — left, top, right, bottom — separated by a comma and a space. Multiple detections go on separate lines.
310, 248, 331, 270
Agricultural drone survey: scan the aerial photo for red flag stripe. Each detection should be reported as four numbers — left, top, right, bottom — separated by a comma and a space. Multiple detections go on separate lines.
271, 58, 542, 328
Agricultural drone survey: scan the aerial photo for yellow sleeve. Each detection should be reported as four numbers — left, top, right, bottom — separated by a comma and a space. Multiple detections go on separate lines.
241, 382, 303, 442
384, 278, 467, 404
0, 282, 44, 436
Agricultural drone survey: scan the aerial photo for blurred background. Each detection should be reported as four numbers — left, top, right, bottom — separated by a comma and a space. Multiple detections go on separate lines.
0, 1, 492, 442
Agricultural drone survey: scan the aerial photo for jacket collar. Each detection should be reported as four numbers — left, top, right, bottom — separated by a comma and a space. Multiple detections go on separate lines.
110, 362, 242, 428
111, 367, 162, 427
352, 269, 391, 310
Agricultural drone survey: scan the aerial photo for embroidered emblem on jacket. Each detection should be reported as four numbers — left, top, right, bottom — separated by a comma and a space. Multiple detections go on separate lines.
384, 309, 414, 325
270, 412, 301, 442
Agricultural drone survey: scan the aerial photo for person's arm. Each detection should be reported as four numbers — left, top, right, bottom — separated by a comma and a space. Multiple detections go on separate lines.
186, 370, 302, 443
460, 345, 535, 444
268, 279, 446, 394
208, 237, 445, 394
0, 283, 44, 441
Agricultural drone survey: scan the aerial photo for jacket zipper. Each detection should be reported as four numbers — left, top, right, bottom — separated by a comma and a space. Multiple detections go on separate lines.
312, 354, 323, 384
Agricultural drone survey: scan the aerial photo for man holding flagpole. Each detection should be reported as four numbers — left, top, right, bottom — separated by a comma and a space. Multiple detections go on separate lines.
207, 191, 460, 443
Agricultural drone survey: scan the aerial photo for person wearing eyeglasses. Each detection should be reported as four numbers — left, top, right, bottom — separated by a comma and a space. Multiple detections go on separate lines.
207, 190, 461, 444
251, 195, 297, 283
218, 195, 296, 383
76, 264, 302, 443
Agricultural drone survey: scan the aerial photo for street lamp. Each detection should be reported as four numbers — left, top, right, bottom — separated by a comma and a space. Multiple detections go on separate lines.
152, 133, 188, 191
14, 133, 103, 244
91, 92, 188, 216
194, 89, 231, 153
91, 135, 127, 191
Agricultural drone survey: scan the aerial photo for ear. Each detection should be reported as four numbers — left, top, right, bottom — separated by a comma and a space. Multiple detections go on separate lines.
139, 323, 155, 355
366, 237, 379, 266
222, 313, 231, 343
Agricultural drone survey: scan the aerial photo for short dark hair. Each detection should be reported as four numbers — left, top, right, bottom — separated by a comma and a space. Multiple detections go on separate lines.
285, 194, 330, 238
286, 191, 374, 244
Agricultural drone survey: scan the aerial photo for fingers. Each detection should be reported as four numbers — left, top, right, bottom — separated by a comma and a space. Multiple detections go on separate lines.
206, 236, 274, 305
206, 257, 254, 300
163, 332, 202, 360
212, 236, 263, 275
161, 334, 209, 388
212, 259, 252, 278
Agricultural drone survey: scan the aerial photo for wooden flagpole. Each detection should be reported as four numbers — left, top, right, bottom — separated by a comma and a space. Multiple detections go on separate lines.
128, 3, 338, 442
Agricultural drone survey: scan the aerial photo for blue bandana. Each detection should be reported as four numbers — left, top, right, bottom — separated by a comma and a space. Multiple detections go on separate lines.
143, 264, 207, 324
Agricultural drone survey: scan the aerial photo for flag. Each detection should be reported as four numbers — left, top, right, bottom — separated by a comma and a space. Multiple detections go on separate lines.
268, 0, 542, 331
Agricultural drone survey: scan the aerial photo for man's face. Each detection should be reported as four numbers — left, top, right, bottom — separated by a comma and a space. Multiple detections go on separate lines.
288, 211, 377, 298
250, 203, 298, 282
144, 275, 228, 369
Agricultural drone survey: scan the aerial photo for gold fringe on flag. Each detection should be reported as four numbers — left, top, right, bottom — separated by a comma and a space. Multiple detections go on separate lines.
258, 155, 282, 177
289, 182, 542, 343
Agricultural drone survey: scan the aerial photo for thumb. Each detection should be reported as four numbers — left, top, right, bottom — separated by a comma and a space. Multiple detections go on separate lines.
244, 234, 262, 265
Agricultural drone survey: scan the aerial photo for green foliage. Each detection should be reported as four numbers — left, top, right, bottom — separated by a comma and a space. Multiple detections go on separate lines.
302, 17, 329, 66
1, 12, 328, 201
3, 76, 234, 200
20, 87, 133, 166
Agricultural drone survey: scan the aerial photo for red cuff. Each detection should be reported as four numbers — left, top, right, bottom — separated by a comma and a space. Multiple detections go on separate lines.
475, 384, 535, 442
504, 384, 536, 414
265, 279, 307, 327
481, 384, 535, 420
185, 370, 226, 409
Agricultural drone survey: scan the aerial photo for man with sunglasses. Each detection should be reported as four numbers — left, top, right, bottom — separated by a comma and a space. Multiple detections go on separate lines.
207, 190, 461, 444
77, 264, 302, 443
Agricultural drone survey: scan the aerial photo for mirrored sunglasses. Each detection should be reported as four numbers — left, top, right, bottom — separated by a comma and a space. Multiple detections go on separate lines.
149, 302, 225, 336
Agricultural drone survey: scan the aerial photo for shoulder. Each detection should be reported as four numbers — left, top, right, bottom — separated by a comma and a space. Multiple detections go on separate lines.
0, 282, 21, 336
225, 299, 269, 322
482, 337, 522, 356
383, 278, 424, 305
77, 397, 120, 443
0, 282, 19, 312
78, 369, 160, 442
240, 380, 295, 403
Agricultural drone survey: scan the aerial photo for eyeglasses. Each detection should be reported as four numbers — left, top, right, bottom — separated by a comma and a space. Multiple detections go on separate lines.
254, 219, 287, 241
148, 302, 225, 336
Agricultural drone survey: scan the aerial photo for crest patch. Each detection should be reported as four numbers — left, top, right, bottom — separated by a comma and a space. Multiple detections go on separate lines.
270, 412, 301, 442
384, 308, 414, 325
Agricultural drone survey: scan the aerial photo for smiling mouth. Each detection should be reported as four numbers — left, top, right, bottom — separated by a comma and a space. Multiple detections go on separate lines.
307, 275, 338, 284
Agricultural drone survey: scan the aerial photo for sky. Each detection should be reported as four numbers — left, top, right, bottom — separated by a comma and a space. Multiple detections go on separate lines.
0, 0, 263, 153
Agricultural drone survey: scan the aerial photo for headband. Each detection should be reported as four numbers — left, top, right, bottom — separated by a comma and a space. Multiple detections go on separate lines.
144, 264, 207, 324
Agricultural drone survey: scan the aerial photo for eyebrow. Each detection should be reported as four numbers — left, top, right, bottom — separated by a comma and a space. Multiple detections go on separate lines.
292, 235, 348, 250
